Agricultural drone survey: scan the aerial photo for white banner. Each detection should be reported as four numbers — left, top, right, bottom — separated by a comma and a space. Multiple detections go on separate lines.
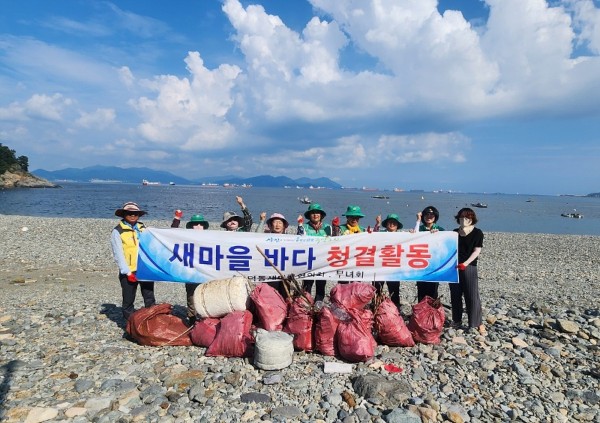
136, 228, 459, 284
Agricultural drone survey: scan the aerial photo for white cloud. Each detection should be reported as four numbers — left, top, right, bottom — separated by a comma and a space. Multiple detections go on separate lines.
76, 108, 116, 129
131, 51, 242, 149
376, 132, 469, 163
566, 0, 600, 54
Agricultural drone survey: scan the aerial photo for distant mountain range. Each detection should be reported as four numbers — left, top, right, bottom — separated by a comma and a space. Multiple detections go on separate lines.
32, 165, 343, 189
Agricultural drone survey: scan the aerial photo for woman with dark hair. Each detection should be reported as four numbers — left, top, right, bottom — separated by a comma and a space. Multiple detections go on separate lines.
451, 207, 485, 335
413, 206, 444, 301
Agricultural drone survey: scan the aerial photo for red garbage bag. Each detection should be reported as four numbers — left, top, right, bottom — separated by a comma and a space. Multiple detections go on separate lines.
407, 296, 445, 344
250, 283, 288, 331
283, 294, 315, 351
374, 298, 415, 347
315, 305, 341, 356
330, 282, 376, 310
206, 310, 254, 357
190, 317, 220, 347
126, 303, 192, 346
336, 308, 376, 362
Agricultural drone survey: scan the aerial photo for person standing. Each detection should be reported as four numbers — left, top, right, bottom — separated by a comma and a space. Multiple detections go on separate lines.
221, 195, 253, 232
414, 206, 444, 302
297, 203, 332, 302
171, 210, 209, 325
373, 213, 404, 307
451, 207, 485, 334
336, 205, 366, 235
110, 202, 156, 321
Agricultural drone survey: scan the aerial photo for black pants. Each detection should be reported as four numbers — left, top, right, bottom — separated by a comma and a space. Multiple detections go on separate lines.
373, 282, 400, 306
416, 281, 439, 302
185, 283, 198, 319
303, 279, 326, 302
119, 273, 156, 320
450, 265, 482, 328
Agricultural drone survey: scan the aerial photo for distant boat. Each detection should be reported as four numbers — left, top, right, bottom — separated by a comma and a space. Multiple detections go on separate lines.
299, 196, 312, 204
169, 182, 176, 186
362, 186, 378, 191
393, 188, 404, 192
561, 212, 583, 219
372, 195, 389, 199
471, 202, 488, 208
142, 179, 160, 186
90, 178, 121, 184
526, 199, 534, 202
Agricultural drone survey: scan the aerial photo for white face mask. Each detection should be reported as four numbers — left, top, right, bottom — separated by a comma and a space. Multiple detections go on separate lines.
459, 217, 472, 227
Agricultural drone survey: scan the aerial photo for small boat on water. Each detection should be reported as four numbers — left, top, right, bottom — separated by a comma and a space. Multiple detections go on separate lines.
142, 179, 161, 186
372, 195, 389, 199
169, 182, 176, 186
561, 213, 583, 219
299, 196, 312, 204
471, 202, 488, 208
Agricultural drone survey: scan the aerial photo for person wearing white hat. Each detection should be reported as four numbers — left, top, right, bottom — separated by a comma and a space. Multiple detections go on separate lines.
110, 201, 156, 321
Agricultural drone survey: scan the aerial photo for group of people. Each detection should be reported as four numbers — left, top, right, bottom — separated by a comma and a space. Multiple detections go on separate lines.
110, 197, 486, 335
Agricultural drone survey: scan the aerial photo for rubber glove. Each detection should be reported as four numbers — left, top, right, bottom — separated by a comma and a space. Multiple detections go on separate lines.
456, 263, 467, 271
174, 210, 183, 219
332, 216, 340, 226
127, 273, 138, 283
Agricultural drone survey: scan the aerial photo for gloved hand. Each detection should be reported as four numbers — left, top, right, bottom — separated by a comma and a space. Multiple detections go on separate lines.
174, 210, 183, 219
332, 216, 340, 226
456, 263, 467, 271
127, 273, 138, 283
367, 225, 372, 233
297, 215, 304, 225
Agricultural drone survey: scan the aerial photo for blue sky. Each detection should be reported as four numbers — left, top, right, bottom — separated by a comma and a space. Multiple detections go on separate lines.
1, 0, 600, 195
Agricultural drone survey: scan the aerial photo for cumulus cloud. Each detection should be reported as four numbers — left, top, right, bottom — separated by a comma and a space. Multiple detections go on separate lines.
131, 51, 242, 150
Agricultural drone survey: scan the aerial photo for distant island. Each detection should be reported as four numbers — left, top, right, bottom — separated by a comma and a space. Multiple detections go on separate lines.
31, 165, 343, 189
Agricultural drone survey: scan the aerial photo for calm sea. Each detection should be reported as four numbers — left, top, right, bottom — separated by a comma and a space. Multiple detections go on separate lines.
1, 182, 598, 236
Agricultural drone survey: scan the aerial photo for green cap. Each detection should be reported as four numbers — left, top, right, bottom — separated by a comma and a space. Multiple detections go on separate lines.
342, 205, 365, 218
304, 203, 327, 219
186, 214, 209, 229
382, 213, 403, 229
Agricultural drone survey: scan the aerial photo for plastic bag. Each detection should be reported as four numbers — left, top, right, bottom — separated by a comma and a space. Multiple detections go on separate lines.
250, 283, 288, 331
283, 294, 314, 351
336, 308, 376, 362
206, 310, 254, 357
330, 282, 376, 310
314, 306, 340, 356
189, 317, 220, 347
374, 298, 415, 347
407, 296, 445, 344
126, 303, 192, 346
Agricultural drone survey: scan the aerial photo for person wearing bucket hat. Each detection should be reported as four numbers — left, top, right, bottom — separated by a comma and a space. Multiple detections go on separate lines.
372, 213, 404, 307
296, 203, 332, 302
170, 210, 210, 325
220, 196, 253, 232
266, 212, 289, 234
337, 205, 366, 235
110, 201, 156, 321
186, 214, 209, 230
413, 205, 445, 302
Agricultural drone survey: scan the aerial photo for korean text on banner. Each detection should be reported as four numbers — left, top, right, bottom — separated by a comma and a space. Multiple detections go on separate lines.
136, 229, 458, 284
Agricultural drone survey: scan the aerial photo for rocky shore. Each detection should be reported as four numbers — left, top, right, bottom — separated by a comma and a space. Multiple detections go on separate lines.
0, 170, 57, 189
0, 215, 599, 423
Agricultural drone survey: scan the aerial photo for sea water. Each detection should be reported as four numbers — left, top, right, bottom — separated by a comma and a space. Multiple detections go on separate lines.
1, 182, 598, 235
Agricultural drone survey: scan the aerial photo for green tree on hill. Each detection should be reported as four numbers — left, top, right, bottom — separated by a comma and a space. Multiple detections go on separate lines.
0, 143, 29, 174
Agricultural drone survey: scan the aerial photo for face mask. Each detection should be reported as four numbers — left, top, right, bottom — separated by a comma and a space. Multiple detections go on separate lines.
459, 217, 472, 227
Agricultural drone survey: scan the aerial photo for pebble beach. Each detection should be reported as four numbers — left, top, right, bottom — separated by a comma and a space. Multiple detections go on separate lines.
0, 214, 599, 423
